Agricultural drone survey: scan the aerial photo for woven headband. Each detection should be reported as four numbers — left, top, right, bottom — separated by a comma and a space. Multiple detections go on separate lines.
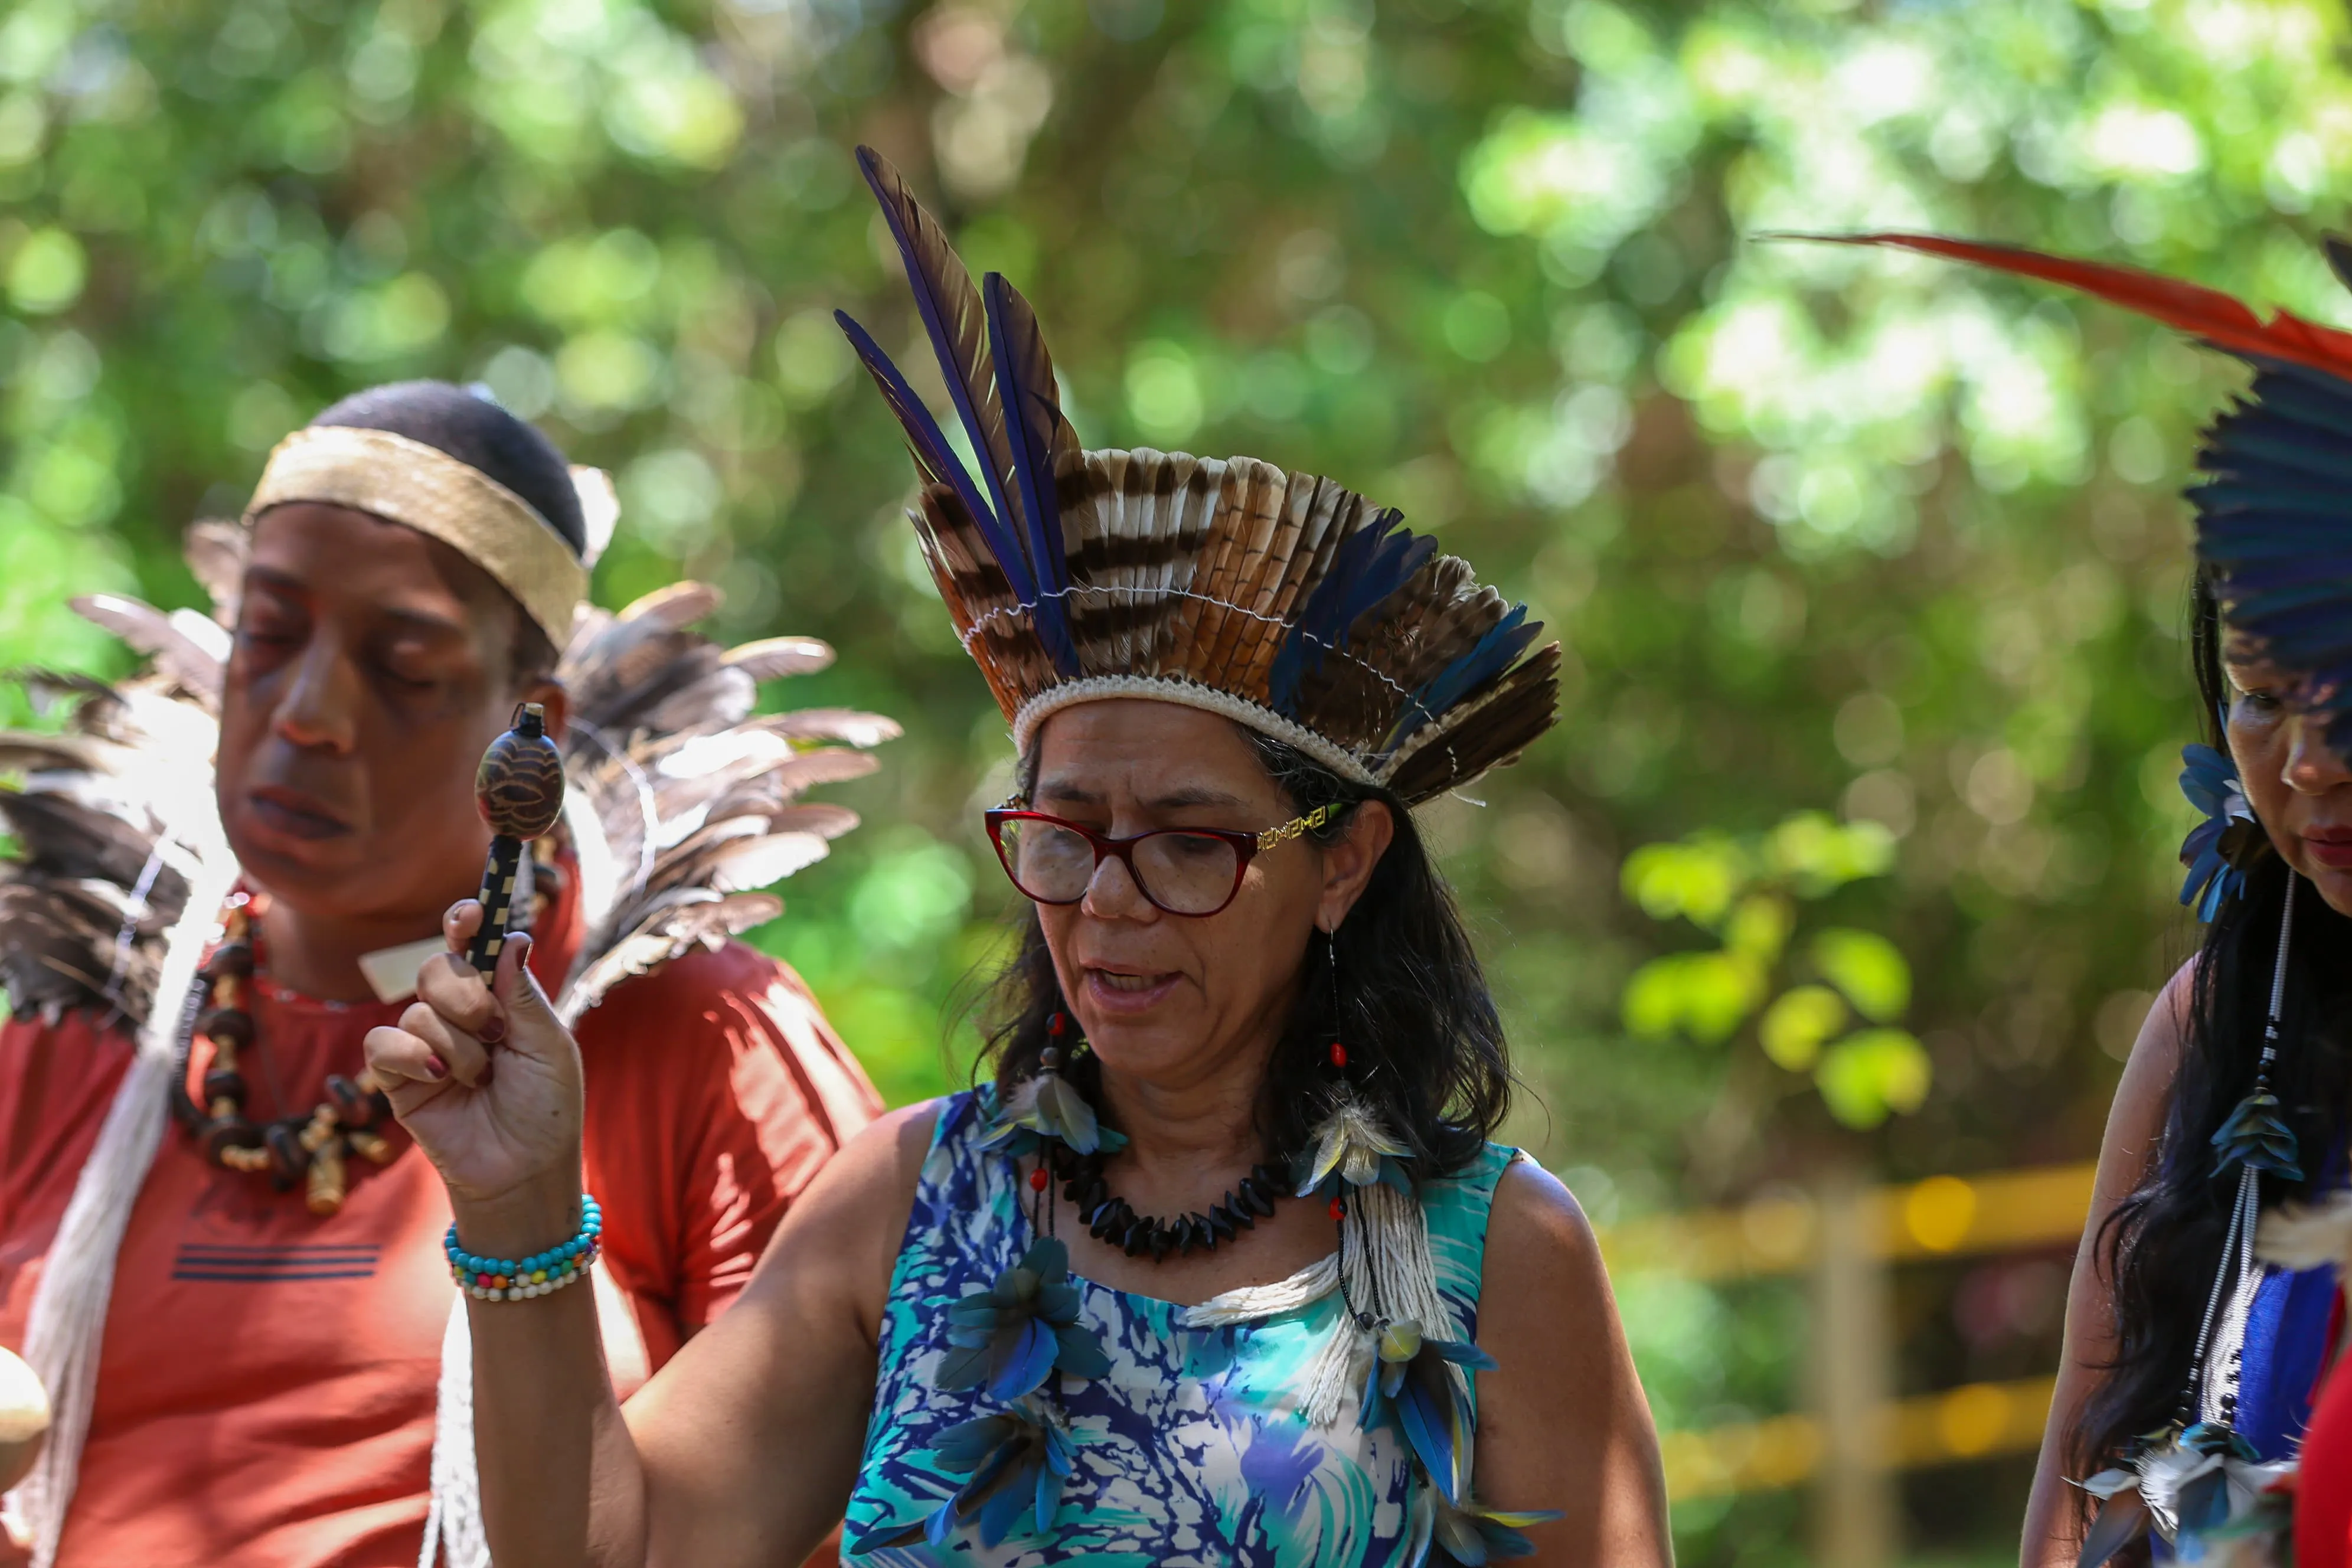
244, 426, 590, 646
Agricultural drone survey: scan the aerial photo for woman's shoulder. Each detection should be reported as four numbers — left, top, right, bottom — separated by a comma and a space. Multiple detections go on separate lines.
1478, 1157, 1611, 1309
2101, 958, 2197, 1157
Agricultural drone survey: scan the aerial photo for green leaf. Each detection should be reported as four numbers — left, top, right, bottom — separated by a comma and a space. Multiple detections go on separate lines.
1622, 955, 1693, 1038
1622, 951, 1767, 1044
1765, 812, 1897, 896
1758, 984, 1847, 1072
1620, 838, 1750, 929
1724, 893, 1794, 964
1811, 929, 1912, 1022
1681, 953, 1768, 1044
1814, 1029, 1933, 1129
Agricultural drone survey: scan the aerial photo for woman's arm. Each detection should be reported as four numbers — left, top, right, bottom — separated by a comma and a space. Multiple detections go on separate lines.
1475, 1160, 1672, 1567
2017, 962, 2192, 1568
622, 1102, 930, 1566
367, 913, 929, 1568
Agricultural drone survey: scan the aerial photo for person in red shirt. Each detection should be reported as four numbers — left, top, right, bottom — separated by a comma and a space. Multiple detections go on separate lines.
0, 380, 890, 1567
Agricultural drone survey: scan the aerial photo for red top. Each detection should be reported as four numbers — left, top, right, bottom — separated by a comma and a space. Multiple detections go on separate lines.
0, 909, 878, 1566
2300, 1313, 2352, 1568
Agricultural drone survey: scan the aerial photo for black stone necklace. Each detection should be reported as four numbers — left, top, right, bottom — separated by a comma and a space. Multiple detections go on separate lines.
1048, 1142, 1288, 1262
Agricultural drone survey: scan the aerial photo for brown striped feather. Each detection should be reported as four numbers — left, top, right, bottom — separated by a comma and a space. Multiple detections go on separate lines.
861, 152, 1016, 515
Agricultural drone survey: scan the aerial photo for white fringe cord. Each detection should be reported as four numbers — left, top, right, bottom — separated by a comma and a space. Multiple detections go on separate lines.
1175, 1180, 1456, 1430
1182, 1255, 1340, 1327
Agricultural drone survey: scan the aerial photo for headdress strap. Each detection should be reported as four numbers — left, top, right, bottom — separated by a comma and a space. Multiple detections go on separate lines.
245, 426, 589, 647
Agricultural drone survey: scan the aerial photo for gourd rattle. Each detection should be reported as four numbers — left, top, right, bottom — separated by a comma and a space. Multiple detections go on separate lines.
466, 703, 565, 978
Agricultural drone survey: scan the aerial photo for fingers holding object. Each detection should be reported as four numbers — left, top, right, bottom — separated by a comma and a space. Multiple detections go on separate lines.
396, 996, 493, 1089
443, 899, 486, 952
364, 1023, 453, 1107
417, 948, 508, 1047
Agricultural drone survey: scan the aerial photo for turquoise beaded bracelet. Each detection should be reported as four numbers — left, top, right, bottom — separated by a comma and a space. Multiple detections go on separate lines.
445, 1195, 603, 1302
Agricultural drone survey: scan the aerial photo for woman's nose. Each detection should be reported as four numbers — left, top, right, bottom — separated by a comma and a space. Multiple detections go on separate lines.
1080, 850, 1156, 920
2283, 711, 2352, 795
273, 640, 361, 756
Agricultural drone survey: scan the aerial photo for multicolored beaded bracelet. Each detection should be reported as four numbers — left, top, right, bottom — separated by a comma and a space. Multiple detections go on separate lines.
445, 1195, 603, 1302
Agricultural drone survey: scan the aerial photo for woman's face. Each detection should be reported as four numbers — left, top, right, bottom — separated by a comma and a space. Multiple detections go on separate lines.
1022, 700, 1393, 1092
2226, 654, 2352, 914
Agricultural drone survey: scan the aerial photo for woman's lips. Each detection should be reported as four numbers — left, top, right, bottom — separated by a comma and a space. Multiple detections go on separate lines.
2305, 831, 2352, 871
246, 787, 354, 842
1082, 966, 1180, 1015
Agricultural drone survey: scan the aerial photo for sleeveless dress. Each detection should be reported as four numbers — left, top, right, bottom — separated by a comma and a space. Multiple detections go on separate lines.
843, 1088, 1517, 1567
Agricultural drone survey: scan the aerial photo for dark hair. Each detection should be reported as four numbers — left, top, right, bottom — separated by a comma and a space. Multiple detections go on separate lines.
2072, 571, 2352, 1485
307, 380, 583, 678
974, 725, 1514, 1177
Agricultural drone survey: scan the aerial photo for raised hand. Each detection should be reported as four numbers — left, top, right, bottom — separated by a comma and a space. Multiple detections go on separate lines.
364, 900, 585, 1244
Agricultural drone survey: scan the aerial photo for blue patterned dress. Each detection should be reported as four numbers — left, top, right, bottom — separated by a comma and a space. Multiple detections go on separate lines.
844, 1088, 1517, 1566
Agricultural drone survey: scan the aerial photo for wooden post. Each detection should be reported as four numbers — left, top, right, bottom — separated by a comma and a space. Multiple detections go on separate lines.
1812, 1170, 1895, 1568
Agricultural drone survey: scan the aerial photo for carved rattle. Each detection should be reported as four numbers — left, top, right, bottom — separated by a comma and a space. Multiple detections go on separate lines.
467, 703, 565, 978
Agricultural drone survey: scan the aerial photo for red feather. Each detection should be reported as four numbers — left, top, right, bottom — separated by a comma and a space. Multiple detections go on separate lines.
1780, 231, 2352, 379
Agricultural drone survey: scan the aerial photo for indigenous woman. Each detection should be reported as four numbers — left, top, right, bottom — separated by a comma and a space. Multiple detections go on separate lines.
1819, 236, 2352, 1566
365, 153, 1669, 1567
0, 382, 891, 1567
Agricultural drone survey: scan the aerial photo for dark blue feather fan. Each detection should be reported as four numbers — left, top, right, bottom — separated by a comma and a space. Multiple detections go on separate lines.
1268, 511, 1436, 716
2195, 359, 2352, 752
834, 309, 1032, 602
983, 273, 1082, 676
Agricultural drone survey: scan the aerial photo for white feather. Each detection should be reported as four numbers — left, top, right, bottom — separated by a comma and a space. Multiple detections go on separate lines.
2256, 1193, 2352, 1273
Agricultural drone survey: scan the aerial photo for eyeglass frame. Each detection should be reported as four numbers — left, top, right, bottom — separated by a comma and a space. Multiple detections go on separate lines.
981, 801, 1344, 918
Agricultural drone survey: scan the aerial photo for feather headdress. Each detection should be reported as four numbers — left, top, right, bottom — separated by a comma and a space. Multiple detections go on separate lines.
1793, 230, 2352, 755
835, 148, 1559, 804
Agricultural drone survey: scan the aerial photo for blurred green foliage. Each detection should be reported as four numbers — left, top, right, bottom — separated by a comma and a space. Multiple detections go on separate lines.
1623, 811, 1929, 1127
5, 0, 2350, 1557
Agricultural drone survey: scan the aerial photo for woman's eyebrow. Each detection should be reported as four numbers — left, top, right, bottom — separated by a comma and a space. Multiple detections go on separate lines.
1146, 786, 1249, 810
1030, 781, 1248, 811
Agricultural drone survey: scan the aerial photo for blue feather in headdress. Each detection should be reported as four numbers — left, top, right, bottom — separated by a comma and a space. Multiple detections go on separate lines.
843, 149, 1082, 675
1383, 607, 1544, 755
854, 150, 1023, 558
2194, 361, 2352, 750
984, 272, 1082, 675
834, 309, 1034, 603
1268, 510, 1436, 716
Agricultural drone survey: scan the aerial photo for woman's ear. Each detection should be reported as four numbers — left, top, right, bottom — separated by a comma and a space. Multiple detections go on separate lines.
1317, 801, 1395, 932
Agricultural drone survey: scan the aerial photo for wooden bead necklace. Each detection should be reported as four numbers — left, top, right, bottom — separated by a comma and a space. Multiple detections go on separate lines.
168, 894, 398, 1216
1051, 1142, 1286, 1261
1026, 1015, 1302, 1262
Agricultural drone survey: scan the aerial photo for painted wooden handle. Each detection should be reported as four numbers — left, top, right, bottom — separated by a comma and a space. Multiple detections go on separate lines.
466, 835, 524, 978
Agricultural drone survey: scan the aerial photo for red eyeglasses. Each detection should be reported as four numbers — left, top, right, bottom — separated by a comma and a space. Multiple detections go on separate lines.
982, 803, 1340, 917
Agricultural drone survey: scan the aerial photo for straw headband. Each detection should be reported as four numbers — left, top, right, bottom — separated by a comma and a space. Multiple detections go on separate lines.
244, 426, 590, 646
